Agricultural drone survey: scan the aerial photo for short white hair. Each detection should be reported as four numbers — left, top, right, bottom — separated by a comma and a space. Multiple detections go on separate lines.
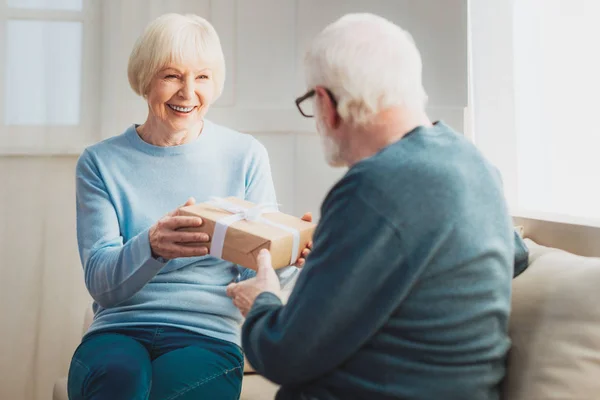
305, 13, 428, 125
128, 13, 226, 98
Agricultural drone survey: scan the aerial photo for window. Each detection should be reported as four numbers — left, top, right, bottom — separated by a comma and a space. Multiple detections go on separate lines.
0, 0, 100, 154
470, 0, 600, 224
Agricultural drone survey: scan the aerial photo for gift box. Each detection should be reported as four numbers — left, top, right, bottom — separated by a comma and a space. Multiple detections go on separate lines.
179, 197, 316, 271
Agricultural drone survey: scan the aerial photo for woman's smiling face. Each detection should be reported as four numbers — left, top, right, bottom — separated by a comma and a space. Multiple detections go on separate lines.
145, 61, 216, 134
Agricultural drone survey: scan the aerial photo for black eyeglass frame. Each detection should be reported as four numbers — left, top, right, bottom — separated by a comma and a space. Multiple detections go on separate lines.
295, 88, 338, 118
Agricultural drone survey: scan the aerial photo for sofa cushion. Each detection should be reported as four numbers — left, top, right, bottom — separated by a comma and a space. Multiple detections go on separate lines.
52, 377, 68, 400
240, 374, 279, 399
503, 239, 600, 399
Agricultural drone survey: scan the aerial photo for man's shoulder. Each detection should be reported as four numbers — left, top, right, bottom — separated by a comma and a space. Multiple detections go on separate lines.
328, 126, 503, 228
356, 124, 497, 190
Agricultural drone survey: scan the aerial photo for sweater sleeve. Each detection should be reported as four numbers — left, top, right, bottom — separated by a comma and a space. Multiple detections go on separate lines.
241, 180, 412, 385
76, 150, 166, 308
491, 165, 529, 277
512, 230, 529, 277
240, 140, 298, 288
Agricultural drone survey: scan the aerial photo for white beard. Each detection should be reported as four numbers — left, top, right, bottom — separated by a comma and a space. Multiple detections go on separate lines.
317, 118, 345, 167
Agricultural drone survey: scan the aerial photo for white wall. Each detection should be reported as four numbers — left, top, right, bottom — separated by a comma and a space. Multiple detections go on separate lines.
100, 0, 468, 217
0, 1, 467, 399
0, 157, 89, 400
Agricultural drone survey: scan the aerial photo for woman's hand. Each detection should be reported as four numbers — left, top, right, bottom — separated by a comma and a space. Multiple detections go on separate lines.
294, 212, 314, 268
149, 197, 210, 260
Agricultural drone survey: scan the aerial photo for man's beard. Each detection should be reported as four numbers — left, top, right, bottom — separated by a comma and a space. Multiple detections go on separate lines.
317, 118, 345, 167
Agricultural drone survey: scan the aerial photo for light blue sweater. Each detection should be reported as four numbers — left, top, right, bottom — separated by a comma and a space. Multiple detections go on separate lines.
75, 120, 296, 346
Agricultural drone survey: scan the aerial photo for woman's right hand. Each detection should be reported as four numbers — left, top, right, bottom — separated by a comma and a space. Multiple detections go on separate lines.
149, 197, 210, 260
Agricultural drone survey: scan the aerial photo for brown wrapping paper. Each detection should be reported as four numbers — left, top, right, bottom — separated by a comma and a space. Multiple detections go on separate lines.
179, 197, 316, 270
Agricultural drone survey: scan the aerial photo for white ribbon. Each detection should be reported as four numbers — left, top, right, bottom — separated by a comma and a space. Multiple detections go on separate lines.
207, 197, 300, 265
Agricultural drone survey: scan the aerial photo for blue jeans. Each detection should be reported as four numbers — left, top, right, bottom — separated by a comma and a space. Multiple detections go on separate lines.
67, 326, 244, 400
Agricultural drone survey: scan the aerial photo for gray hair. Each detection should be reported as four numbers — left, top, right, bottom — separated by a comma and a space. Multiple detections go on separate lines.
305, 13, 428, 125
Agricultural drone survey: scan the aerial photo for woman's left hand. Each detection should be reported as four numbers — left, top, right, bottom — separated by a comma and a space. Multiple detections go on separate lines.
294, 212, 313, 268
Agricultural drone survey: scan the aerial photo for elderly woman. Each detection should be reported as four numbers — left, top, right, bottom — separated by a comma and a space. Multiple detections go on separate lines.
67, 13, 308, 400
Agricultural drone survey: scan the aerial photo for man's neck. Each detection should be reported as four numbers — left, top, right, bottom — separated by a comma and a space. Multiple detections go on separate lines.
343, 107, 432, 166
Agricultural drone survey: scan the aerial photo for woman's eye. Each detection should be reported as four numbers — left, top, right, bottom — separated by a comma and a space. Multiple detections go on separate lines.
197, 75, 209, 80
165, 74, 178, 79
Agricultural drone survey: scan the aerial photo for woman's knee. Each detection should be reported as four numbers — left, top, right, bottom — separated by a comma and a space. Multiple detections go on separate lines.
69, 358, 152, 400
150, 346, 243, 400
68, 333, 152, 400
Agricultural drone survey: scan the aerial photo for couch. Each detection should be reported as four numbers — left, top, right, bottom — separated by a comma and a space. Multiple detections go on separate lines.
54, 238, 600, 399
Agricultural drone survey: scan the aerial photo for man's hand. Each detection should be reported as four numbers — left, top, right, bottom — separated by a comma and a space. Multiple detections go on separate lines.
294, 212, 313, 268
227, 249, 281, 316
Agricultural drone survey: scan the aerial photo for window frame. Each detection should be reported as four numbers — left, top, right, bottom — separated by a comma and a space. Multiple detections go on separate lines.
469, 0, 600, 228
0, 0, 100, 155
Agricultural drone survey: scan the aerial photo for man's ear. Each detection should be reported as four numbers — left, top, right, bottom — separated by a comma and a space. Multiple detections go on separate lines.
315, 86, 341, 129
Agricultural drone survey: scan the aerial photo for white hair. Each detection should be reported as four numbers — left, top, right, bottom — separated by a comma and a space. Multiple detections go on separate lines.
128, 13, 226, 98
305, 13, 428, 125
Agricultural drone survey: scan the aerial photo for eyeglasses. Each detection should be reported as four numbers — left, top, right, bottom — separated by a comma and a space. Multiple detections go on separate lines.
295, 88, 337, 118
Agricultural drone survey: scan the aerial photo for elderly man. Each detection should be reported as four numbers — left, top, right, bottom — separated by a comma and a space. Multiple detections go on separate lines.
227, 13, 526, 400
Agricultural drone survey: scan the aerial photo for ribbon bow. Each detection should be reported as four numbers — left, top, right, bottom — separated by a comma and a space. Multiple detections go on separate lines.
208, 197, 278, 221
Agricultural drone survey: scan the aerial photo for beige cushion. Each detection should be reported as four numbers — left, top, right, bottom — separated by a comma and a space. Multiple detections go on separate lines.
53, 377, 68, 400
243, 354, 255, 373
503, 239, 600, 400
240, 375, 279, 400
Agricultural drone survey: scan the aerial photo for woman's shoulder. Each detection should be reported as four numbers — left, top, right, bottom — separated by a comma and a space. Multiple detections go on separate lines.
83, 126, 135, 155
206, 120, 266, 154
77, 126, 136, 168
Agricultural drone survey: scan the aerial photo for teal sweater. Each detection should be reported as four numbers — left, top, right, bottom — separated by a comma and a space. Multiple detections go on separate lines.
75, 120, 296, 346
243, 122, 516, 400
